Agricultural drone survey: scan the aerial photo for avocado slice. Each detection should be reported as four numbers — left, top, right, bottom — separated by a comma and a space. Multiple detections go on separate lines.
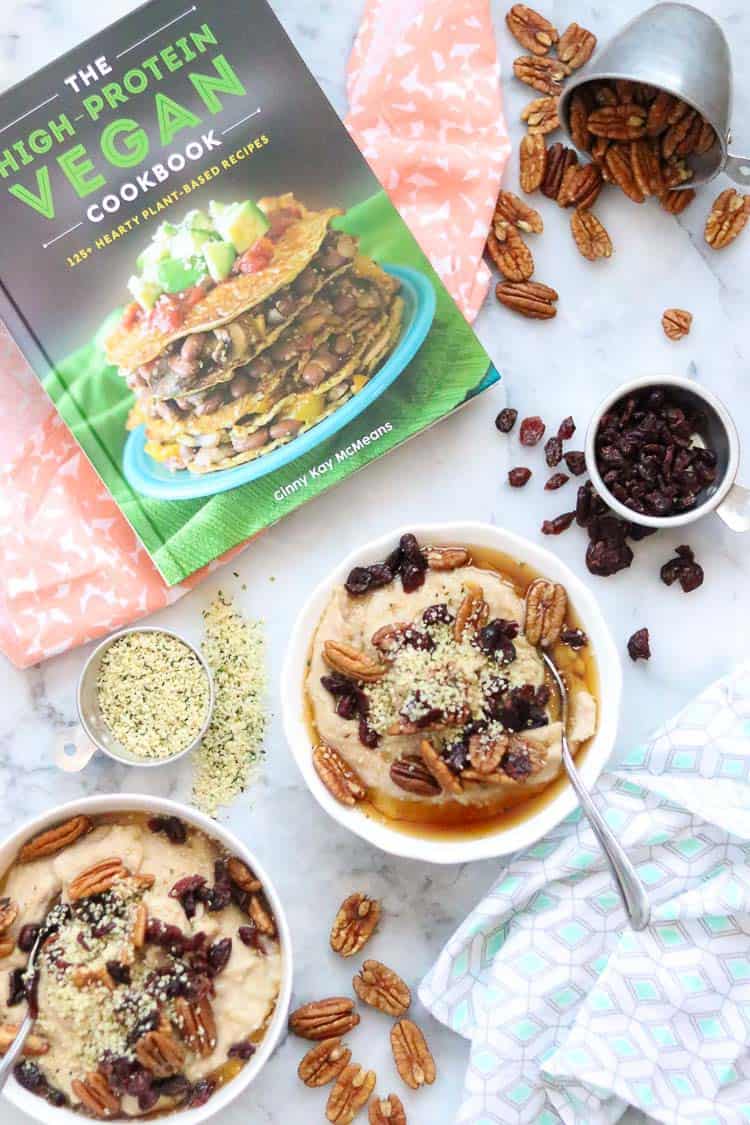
210, 200, 270, 253
127, 274, 162, 312
203, 240, 237, 283
155, 258, 206, 294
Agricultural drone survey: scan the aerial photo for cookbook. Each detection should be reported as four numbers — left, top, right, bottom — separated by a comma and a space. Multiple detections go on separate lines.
0, 0, 499, 585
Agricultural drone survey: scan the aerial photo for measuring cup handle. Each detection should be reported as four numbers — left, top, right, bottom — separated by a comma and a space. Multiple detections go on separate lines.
716, 482, 750, 532
724, 152, 750, 187
55, 727, 98, 772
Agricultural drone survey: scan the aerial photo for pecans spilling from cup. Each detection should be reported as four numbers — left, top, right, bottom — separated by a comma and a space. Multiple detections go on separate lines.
290, 891, 436, 1122
487, 4, 750, 320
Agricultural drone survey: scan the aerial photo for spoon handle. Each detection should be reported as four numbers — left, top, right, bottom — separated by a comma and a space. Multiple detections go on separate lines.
562, 745, 651, 931
0, 1013, 33, 1091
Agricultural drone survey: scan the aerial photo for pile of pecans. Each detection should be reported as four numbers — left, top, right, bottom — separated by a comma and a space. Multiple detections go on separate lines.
289, 893, 436, 1123
487, 4, 750, 319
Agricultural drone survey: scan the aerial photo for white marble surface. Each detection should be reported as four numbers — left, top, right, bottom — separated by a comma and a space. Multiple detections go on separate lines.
1, 0, 750, 1122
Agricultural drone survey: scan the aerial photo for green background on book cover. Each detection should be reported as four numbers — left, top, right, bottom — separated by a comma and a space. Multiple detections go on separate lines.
45, 191, 496, 585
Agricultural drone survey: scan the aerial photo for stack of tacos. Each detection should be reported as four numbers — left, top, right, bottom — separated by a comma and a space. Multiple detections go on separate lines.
106, 194, 404, 473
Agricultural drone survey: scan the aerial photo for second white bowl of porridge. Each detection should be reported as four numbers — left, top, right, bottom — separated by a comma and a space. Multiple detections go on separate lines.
283, 522, 621, 863
0, 795, 292, 1124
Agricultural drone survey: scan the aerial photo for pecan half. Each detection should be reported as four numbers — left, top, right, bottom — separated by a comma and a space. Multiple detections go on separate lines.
0, 898, 18, 934
290, 998, 361, 1040
503, 736, 547, 780
524, 578, 567, 647
568, 90, 592, 151
71, 1072, 120, 1118
423, 545, 471, 570
603, 144, 645, 203
461, 768, 506, 785
468, 731, 510, 774
593, 84, 618, 108
0, 1024, 49, 1056
370, 1095, 407, 1125
646, 91, 683, 136
557, 163, 601, 208
519, 133, 547, 193
571, 209, 613, 261
487, 223, 534, 281
506, 5, 558, 55
132, 902, 147, 950
19, 815, 91, 862
420, 739, 462, 795
557, 23, 596, 70
353, 960, 411, 1017
136, 1029, 185, 1077
0, 938, 14, 959
661, 108, 697, 159
249, 893, 276, 936
705, 188, 750, 250
541, 142, 577, 199
298, 1038, 352, 1087
454, 583, 489, 640
323, 640, 386, 683
521, 95, 559, 135
493, 190, 543, 235
390, 1019, 436, 1090
662, 308, 693, 340
174, 996, 217, 1056
327, 1064, 377, 1125
587, 103, 646, 141
661, 157, 693, 189
227, 856, 262, 893
390, 756, 442, 797
313, 744, 367, 807
496, 280, 558, 319
72, 966, 115, 991
630, 138, 664, 197
330, 893, 381, 958
660, 187, 695, 214
513, 55, 569, 96
695, 119, 716, 155
69, 858, 128, 902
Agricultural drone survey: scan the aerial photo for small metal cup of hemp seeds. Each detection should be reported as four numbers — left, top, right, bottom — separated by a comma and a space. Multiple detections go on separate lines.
76, 626, 215, 767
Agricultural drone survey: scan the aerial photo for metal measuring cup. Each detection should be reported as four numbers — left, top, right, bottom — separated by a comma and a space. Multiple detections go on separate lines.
559, 2, 750, 189
584, 375, 750, 531
55, 626, 215, 772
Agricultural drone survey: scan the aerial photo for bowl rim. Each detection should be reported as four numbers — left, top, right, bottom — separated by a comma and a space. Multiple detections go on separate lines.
281, 520, 622, 864
584, 374, 740, 528
0, 793, 293, 1125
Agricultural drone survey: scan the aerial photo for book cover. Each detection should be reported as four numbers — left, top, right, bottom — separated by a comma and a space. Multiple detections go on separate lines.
0, 0, 499, 585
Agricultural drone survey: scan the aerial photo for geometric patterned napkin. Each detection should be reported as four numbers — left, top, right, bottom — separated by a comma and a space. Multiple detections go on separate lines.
419, 662, 750, 1125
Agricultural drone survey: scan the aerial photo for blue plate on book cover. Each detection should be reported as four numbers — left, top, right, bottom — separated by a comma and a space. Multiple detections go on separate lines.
123, 264, 437, 501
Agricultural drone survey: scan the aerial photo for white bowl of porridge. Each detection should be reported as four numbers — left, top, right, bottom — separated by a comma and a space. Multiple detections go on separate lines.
0, 795, 292, 1124
282, 522, 621, 863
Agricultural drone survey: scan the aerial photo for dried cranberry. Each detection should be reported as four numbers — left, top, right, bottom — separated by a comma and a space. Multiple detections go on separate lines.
238, 924, 261, 950
501, 744, 533, 780
321, 672, 355, 697
8, 968, 26, 1006
138, 1083, 159, 1113
500, 685, 549, 732
545, 472, 569, 490
564, 451, 586, 475
336, 694, 359, 720
520, 416, 546, 446
442, 736, 471, 773
627, 628, 651, 661
541, 511, 575, 535
228, 1038, 256, 1060
17, 924, 39, 953
422, 603, 454, 626
401, 563, 426, 593
207, 937, 232, 977
148, 815, 187, 845
628, 523, 657, 541
495, 408, 518, 433
344, 566, 372, 596
367, 563, 393, 589
558, 416, 576, 440
560, 628, 588, 649
586, 538, 634, 577
188, 1079, 216, 1108
155, 1075, 190, 1101
660, 544, 704, 592
544, 436, 563, 466
358, 718, 379, 748
106, 960, 131, 986
399, 533, 426, 567
14, 1061, 67, 1106
508, 467, 532, 487
169, 875, 207, 920
477, 619, 518, 665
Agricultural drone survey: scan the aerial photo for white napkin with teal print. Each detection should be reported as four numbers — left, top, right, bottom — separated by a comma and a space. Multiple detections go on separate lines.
419, 662, 750, 1125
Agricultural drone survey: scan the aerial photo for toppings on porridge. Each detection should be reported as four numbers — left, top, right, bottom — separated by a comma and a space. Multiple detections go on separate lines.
306, 533, 598, 830
0, 814, 282, 1118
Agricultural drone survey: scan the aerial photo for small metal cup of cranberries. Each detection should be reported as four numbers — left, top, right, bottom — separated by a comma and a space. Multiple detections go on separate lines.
585, 375, 749, 533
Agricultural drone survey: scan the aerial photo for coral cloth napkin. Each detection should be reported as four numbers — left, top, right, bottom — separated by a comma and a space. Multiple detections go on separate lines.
0, 0, 508, 668
420, 663, 750, 1125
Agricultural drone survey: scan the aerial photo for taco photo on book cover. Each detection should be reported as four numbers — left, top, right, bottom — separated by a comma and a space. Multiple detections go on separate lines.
106, 192, 404, 474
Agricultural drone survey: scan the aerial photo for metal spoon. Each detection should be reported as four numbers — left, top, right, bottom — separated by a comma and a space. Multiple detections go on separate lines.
542, 652, 651, 931
0, 899, 63, 1093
